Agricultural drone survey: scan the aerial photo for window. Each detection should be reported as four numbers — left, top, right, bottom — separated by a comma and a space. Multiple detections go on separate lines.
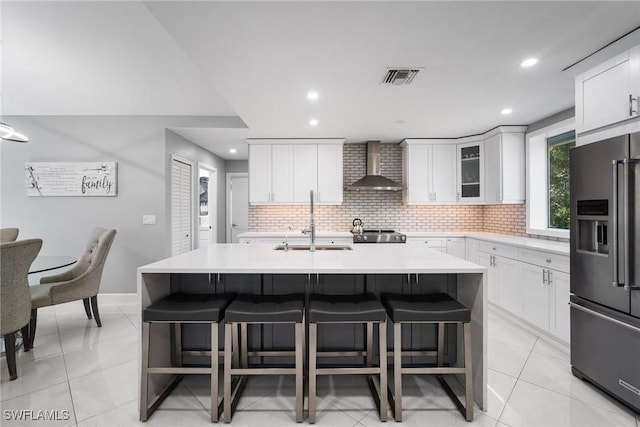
526, 118, 575, 239
547, 131, 575, 230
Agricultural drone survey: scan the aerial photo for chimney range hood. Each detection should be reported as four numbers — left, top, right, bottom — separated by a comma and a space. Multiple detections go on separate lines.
345, 141, 405, 191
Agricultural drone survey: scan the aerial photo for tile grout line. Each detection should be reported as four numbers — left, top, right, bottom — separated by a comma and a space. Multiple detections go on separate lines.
493, 336, 538, 424
55, 309, 80, 426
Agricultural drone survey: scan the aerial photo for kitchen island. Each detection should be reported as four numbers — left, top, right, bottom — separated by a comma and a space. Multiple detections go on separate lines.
137, 243, 487, 414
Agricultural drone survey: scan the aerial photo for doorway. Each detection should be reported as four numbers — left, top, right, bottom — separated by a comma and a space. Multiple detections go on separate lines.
198, 164, 217, 248
226, 173, 249, 243
171, 155, 194, 256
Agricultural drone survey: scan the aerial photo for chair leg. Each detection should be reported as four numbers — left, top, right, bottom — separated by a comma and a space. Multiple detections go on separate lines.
308, 322, 318, 424
295, 321, 304, 423
393, 322, 402, 422
4, 332, 17, 381
437, 323, 445, 367
140, 322, 150, 421
28, 309, 38, 349
211, 322, 219, 422
378, 320, 388, 422
21, 324, 31, 352
464, 322, 474, 421
83, 298, 92, 319
90, 295, 102, 327
223, 322, 233, 423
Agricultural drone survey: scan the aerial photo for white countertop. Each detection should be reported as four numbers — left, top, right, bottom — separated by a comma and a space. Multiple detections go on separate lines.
138, 243, 485, 275
238, 231, 570, 256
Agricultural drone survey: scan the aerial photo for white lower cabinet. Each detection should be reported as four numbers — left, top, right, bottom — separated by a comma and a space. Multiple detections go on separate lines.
468, 238, 570, 343
406, 236, 466, 258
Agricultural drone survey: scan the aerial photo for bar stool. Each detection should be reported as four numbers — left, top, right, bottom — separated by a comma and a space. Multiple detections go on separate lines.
382, 292, 473, 422
140, 293, 235, 422
307, 293, 388, 423
223, 293, 305, 423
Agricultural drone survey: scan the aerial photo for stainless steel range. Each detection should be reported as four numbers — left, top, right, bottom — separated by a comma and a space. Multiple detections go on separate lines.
352, 229, 406, 243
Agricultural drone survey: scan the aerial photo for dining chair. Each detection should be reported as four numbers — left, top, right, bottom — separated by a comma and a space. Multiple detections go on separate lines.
1, 238, 42, 380
0, 228, 19, 243
27, 227, 116, 349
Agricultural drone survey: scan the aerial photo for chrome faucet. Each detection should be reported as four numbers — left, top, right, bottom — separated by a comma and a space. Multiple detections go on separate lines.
302, 190, 316, 252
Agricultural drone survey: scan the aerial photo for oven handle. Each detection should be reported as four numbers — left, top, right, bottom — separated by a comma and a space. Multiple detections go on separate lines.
569, 302, 640, 333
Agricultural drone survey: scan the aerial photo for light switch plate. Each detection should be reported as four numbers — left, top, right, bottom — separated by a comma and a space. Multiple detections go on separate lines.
142, 215, 156, 225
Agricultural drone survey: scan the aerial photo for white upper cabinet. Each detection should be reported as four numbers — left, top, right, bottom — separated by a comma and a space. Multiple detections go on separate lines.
483, 129, 525, 204
248, 139, 344, 205
248, 144, 272, 203
316, 144, 343, 204
457, 140, 484, 202
401, 141, 456, 204
575, 44, 640, 134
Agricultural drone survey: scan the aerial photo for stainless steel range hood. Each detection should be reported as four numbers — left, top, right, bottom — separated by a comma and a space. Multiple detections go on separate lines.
345, 141, 405, 191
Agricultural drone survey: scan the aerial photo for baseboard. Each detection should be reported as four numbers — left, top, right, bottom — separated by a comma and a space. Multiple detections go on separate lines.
97, 293, 137, 305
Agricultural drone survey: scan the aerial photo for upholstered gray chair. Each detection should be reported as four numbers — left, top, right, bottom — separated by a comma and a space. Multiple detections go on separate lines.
28, 228, 116, 349
0, 228, 19, 243
1, 238, 42, 380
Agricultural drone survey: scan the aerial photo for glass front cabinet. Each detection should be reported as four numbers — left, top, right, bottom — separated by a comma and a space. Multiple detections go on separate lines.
457, 140, 484, 202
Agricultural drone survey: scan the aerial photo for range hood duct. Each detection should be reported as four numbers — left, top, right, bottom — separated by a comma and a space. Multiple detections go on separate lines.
345, 141, 405, 191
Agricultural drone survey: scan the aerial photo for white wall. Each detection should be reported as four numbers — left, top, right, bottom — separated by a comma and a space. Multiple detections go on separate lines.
0, 116, 231, 293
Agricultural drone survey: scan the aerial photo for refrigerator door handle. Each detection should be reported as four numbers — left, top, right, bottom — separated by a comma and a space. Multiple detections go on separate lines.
612, 160, 621, 287
623, 159, 631, 290
569, 302, 640, 333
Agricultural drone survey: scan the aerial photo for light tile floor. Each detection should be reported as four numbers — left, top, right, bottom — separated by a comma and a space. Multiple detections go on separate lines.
1, 301, 639, 426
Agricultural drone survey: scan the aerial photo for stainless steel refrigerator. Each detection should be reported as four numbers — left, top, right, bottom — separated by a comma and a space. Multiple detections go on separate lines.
570, 132, 640, 413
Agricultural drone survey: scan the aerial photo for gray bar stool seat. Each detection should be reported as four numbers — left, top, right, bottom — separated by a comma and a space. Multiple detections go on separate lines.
140, 293, 235, 422
307, 293, 388, 423
223, 293, 305, 423
382, 292, 473, 422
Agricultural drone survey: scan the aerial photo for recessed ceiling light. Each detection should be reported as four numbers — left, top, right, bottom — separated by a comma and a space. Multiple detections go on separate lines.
309, 119, 319, 126
520, 58, 538, 68
229, 148, 237, 154
307, 91, 319, 100
501, 108, 513, 115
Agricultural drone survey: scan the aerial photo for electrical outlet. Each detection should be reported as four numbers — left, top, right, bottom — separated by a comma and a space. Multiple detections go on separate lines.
142, 215, 156, 225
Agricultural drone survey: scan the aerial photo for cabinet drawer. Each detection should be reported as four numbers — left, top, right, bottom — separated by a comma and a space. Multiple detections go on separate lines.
406, 237, 446, 247
239, 238, 255, 244
476, 241, 519, 259
519, 248, 569, 273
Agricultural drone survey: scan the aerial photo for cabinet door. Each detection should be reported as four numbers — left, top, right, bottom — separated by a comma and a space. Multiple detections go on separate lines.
317, 144, 343, 204
457, 141, 484, 202
293, 145, 317, 203
495, 255, 522, 315
404, 145, 431, 203
477, 252, 497, 304
249, 145, 271, 203
271, 145, 294, 202
550, 270, 570, 342
521, 264, 550, 330
446, 238, 466, 259
483, 134, 501, 203
576, 50, 634, 133
431, 145, 457, 202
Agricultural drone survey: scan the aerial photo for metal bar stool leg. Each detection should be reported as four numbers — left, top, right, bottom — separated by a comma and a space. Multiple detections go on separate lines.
378, 320, 388, 422
211, 322, 220, 422
174, 323, 182, 367
392, 321, 402, 421
366, 322, 374, 368
464, 322, 474, 421
295, 321, 304, 422
240, 323, 249, 369
437, 323, 445, 367
140, 322, 150, 421
223, 322, 233, 423
308, 322, 318, 424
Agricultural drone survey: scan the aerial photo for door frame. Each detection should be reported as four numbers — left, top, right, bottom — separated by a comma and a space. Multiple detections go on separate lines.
170, 154, 195, 255
197, 162, 218, 245
226, 172, 248, 243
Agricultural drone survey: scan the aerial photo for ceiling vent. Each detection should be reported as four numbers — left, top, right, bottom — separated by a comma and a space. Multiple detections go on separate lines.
382, 68, 421, 85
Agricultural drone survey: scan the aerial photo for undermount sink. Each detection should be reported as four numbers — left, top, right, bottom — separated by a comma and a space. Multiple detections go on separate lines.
273, 244, 353, 251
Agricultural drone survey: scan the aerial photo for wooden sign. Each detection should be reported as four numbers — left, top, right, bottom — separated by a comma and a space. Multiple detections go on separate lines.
25, 162, 117, 197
